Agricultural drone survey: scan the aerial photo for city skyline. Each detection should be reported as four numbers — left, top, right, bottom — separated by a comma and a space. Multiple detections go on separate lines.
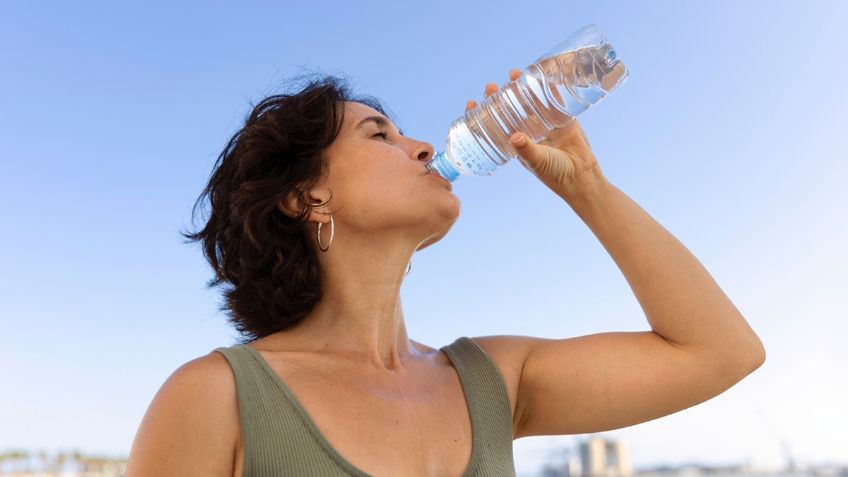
3, 435, 845, 477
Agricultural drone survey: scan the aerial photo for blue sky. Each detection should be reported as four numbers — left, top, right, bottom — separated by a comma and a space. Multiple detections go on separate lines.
1, 1, 846, 474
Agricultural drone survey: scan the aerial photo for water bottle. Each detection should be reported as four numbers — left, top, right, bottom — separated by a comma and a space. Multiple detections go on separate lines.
425, 24, 629, 182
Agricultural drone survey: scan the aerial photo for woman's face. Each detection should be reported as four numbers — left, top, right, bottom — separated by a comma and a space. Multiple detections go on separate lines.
318, 101, 460, 250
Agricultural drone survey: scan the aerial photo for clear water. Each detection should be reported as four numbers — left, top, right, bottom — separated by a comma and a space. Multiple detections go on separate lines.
426, 43, 628, 182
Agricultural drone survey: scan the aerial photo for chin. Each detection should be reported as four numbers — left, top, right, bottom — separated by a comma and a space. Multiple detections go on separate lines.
415, 216, 459, 252
416, 231, 444, 251
439, 193, 462, 220
413, 196, 460, 252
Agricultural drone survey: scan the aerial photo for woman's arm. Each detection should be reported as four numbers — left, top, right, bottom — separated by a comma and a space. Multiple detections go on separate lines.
564, 167, 765, 359
470, 71, 765, 439
476, 166, 765, 438
125, 353, 240, 477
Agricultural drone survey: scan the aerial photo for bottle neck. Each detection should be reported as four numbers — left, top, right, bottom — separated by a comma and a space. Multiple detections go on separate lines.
425, 151, 460, 182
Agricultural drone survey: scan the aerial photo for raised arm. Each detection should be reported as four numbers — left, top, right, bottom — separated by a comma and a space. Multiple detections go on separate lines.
466, 71, 764, 438
561, 167, 765, 358
475, 134, 764, 438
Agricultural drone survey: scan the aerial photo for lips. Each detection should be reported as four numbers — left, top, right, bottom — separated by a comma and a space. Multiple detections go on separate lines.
427, 171, 453, 191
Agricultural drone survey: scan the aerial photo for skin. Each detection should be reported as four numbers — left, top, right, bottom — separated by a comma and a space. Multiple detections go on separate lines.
269, 98, 462, 369
126, 68, 766, 477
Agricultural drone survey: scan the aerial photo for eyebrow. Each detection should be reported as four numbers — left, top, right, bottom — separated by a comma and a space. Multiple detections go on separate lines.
354, 116, 404, 136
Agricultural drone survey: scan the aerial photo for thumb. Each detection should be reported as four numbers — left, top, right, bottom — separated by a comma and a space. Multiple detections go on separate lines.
510, 132, 546, 168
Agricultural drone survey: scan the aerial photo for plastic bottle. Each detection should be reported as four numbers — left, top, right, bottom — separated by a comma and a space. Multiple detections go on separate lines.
425, 24, 629, 182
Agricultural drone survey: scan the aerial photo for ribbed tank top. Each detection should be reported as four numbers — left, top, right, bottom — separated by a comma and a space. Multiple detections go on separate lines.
213, 336, 517, 476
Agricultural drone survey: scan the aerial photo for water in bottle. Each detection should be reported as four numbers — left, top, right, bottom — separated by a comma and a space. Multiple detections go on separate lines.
425, 24, 629, 182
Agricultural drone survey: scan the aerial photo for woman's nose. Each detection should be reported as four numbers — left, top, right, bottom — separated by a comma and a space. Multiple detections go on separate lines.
415, 141, 435, 162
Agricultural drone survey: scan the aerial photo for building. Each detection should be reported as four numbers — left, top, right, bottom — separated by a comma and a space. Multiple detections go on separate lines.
579, 435, 633, 477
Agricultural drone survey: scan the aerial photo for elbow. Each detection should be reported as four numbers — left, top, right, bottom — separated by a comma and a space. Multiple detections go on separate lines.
717, 332, 766, 377
717, 340, 766, 386
738, 338, 766, 374
746, 329, 767, 365
755, 337, 766, 363
731, 320, 767, 372
752, 340, 766, 368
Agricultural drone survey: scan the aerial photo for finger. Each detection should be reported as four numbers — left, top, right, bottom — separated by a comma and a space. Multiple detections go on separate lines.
510, 132, 549, 168
509, 68, 521, 81
484, 82, 498, 97
466, 99, 476, 111
509, 132, 544, 176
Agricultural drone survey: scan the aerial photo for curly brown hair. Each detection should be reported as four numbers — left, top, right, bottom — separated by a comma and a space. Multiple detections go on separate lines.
180, 73, 397, 343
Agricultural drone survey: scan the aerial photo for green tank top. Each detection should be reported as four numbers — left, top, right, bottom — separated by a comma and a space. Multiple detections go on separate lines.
213, 336, 517, 476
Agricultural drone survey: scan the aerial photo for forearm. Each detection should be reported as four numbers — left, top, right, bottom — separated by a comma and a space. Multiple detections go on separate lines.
559, 167, 765, 364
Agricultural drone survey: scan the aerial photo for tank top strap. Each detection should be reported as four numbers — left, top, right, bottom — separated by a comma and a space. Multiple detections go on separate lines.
439, 336, 516, 476
213, 345, 356, 476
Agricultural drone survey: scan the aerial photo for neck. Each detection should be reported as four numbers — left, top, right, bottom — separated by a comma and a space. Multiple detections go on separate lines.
277, 229, 428, 370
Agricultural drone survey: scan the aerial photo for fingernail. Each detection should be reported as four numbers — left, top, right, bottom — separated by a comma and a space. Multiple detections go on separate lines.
510, 133, 526, 146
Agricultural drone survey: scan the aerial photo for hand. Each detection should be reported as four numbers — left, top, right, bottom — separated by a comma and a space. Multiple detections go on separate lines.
467, 68, 604, 198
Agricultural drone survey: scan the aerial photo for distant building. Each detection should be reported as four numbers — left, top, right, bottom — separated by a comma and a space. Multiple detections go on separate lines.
579, 435, 633, 477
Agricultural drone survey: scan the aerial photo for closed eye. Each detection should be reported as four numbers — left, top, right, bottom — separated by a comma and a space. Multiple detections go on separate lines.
372, 130, 389, 140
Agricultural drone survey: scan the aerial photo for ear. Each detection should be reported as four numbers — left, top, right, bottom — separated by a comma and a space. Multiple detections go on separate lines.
277, 189, 332, 224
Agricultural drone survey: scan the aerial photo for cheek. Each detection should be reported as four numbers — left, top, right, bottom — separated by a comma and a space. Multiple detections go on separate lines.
364, 174, 425, 212
350, 155, 423, 198
346, 178, 451, 228
329, 151, 451, 226
334, 145, 413, 180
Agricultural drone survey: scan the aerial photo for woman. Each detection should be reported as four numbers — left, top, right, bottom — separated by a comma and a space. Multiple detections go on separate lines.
126, 69, 765, 477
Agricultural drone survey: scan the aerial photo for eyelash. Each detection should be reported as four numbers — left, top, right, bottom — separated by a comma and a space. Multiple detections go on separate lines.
372, 130, 389, 140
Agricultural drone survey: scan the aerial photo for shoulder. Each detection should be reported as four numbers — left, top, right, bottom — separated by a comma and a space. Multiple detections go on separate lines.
156, 350, 239, 414
172, 350, 239, 401
465, 335, 541, 378
465, 335, 543, 439
125, 350, 240, 477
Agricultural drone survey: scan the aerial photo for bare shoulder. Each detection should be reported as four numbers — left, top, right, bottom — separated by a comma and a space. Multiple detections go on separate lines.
466, 335, 543, 439
125, 350, 240, 477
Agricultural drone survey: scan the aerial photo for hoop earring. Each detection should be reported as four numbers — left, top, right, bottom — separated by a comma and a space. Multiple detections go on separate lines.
317, 213, 334, 252
310, 191, 334, 252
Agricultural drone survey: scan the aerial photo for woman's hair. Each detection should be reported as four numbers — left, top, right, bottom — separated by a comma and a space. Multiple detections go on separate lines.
180, 72, 395, 343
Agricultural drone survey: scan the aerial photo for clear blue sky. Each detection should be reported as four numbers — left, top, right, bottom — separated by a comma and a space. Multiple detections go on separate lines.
2, 1, 846, 474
